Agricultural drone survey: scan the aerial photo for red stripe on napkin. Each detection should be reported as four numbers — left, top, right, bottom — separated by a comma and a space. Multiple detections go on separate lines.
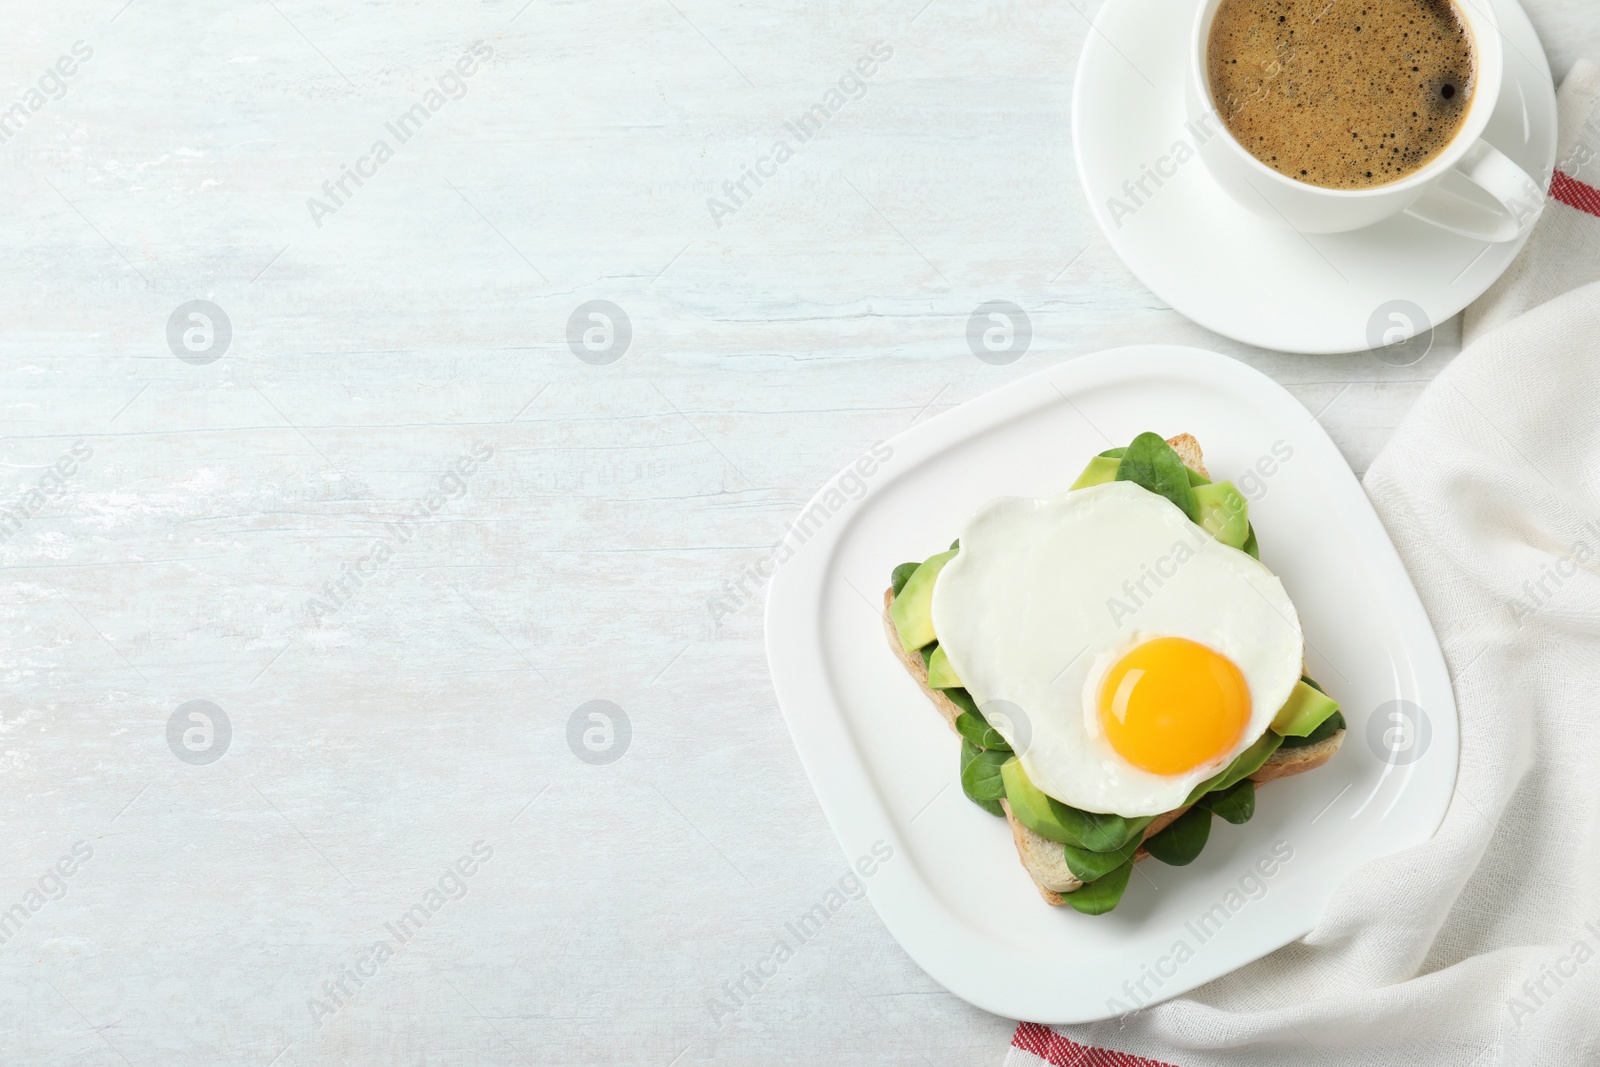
1010, 1022, 1181, 1066
1551, 170, 1600, 217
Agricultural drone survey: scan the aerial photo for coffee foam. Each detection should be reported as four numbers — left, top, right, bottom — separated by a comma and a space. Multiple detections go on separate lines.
1207, 0, 1474, 189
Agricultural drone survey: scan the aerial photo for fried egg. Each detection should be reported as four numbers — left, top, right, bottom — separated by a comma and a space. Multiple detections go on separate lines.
930, 480, 1303, 817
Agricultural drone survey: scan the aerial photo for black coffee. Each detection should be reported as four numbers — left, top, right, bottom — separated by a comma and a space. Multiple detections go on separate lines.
1208, 0, 1475, 188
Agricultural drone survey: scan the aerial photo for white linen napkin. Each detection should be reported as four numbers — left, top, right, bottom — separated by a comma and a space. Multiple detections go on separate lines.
1007, 59, 1600, 1067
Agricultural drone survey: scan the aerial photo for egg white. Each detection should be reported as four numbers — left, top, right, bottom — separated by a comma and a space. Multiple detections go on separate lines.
929, 481, 1303, 817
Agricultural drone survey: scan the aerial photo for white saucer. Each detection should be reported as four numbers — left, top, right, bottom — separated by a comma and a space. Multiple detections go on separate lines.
1073, 0, 1557, 354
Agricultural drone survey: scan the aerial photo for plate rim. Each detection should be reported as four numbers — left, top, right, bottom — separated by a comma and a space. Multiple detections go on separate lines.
763, 345, 1460, 1022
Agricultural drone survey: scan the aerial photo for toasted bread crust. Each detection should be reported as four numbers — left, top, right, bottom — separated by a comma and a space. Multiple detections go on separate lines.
1000, 799, 1077, 899
1252, 732, 1343, 783
1164, 433, 1209, 481
883, 435, 1343, 906
883, 597, 966, 731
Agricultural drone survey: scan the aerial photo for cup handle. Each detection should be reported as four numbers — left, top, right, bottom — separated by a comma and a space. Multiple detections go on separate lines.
1402, 139, 1546, 243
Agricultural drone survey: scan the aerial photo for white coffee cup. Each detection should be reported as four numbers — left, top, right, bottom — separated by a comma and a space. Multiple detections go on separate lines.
1187, 0, 1544, 240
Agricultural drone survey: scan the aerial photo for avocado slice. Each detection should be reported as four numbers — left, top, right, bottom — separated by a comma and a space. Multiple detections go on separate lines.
888, 548, 957, 653
890, 561, 920, 597
1001, 758, 1150, 850
926, 645, 962, 689
1271, 679, 1341, 737
1069, 455, 1121, 490
1193, 480, 1250, 549
1280, 709, 1345, 748
1216, 730, 1283, 791
1185, 729, 1284, 804
1001, 757, 1086, 846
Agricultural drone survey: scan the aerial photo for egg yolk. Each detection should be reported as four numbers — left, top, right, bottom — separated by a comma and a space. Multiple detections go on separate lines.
1097, 637, 1251, 776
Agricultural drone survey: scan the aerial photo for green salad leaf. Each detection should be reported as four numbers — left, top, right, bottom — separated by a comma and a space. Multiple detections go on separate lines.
1063, 860, 1134, 914
1143, 805, 1212, 866
1055, 806, 1152, 853
1115, 432, 1200, 521
960, 740, 1007, 816
945, 688, 1012, 751
1062, 827, 1146, 882
955, 709, 1011, 751
1199, 777, 1255, 824
942, 685, 977, 716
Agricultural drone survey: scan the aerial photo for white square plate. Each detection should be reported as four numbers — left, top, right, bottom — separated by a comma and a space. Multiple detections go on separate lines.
764, 346, 1457, 1023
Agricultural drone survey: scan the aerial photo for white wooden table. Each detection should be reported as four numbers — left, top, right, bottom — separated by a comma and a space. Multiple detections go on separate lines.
2, 1, 1594, 1064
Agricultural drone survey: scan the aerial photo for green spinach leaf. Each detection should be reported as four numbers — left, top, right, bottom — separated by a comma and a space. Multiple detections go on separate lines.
1050, 803, 1152, 853
1199, 778, 1255, 824
1115, 432, 1200, 521
1062, 827, 1146, 882
1063, 859, 1134, 915
960, 740, 1007, 815
945, 688, 1015, 749
1143, 805, 1212, 866
955, 710, 1012, 751
943, 686, 978, 716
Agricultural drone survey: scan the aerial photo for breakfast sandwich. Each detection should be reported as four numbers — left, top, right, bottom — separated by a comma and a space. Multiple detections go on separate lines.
883, 432, 1344, 914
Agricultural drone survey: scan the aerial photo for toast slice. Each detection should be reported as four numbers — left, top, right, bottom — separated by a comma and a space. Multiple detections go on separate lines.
883, 434, 1344, 906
